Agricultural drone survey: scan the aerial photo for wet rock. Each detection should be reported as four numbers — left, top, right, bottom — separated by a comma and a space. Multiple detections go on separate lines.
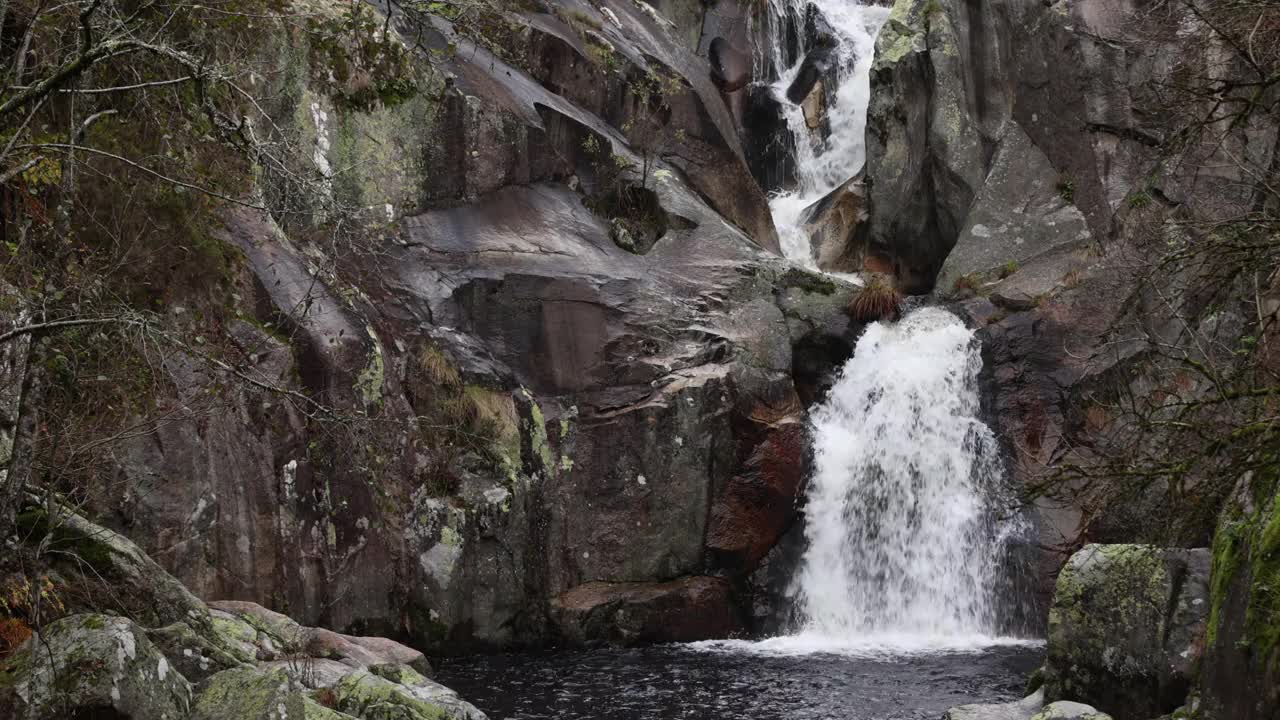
945, 688, 1044, 720
745, 83, 796, 192
1198, 477, 1280, 720
0, 614, 193, 720
551, 576, 743, 645
786, 41, 838, 104
1030, 701, 1113, 720
1043, 544, 1210, 719
801, 176, 870, 272
709, 36, 750, 92
706, 421, 808, 573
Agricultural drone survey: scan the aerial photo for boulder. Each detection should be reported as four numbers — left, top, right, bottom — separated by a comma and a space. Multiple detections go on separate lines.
786, 41, 838, 104
1043, 544, 1211, 719
945, 688, 1044, 720
147, 620, 253, 682
209, 600, 432, 676
551, 576, 743, 645
0, 614, 193, 720
801, 176, 871, 272
191, 666, 305, 720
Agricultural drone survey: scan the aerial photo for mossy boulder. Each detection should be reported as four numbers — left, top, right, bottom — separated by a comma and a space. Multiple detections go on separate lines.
191, 665, 306, 720
333, 668, 487, 720
0, 613, 192, 720
1043, 544, 1210, 719
147, 620, 253, 682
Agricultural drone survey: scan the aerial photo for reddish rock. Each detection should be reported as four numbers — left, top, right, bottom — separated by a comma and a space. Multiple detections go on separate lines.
551, 576, 743, 645
705, 421, 807, 574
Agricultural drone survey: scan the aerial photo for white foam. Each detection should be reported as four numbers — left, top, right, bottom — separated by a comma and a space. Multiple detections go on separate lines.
687, 633, 1044, 660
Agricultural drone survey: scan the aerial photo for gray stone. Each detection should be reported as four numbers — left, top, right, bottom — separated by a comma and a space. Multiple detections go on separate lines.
936, 123, 1092, 296
0, 614, 193, 720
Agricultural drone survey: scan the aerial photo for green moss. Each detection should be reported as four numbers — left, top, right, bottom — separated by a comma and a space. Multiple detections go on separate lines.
1206, 469, 1280, 658
192, 666, 304, 720
369, 663, 426, 686
782, 268, 838, 296
1208, 511, 1246, 646
335, 669, 450, 720
522, 389, 554, 476
355, 332, 385, 407
81, 614, 106, 630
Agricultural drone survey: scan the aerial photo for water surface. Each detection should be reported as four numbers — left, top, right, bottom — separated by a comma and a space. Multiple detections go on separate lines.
435, 643, 1043, 720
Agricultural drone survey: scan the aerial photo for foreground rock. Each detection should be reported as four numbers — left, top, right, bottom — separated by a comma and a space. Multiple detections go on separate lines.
0, 508, 487, 720
1043, 544, 1210, 719
0, 614, 193, 720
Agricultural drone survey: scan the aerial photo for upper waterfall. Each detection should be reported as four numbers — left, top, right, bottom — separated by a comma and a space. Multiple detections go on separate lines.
758, 0, 890, 266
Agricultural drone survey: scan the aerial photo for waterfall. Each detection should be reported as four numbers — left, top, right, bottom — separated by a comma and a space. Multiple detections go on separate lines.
787, 307, 1023, 650
756, 0, 890, 266
693, 0, 1034, 656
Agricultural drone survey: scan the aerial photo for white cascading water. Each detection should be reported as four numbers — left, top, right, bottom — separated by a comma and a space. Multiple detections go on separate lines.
758, 0, 890, 265
693, 0, 1034, 657
785, 307, 1021, 650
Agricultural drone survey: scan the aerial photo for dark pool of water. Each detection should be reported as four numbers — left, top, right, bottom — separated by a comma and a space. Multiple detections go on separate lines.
434, 643, 1043, 720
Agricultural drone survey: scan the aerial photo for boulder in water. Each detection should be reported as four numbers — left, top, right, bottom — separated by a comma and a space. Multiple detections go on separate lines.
1030, 701, 1113, 720
1043, 544, 1210, 719
945, 688, 1044, 720
785, 42, 838, 105
551, 576, 743, 645
801, 176, 871, 272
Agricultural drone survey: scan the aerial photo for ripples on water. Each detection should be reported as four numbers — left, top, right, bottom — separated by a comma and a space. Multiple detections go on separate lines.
435, 643, 1043, 720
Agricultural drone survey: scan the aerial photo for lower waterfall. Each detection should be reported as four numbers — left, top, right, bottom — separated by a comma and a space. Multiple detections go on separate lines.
784, 307, 1024, 650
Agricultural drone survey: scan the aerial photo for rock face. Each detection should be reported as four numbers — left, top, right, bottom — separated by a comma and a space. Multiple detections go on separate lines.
1042, 545, 1211, 720
57, 0, 849, 654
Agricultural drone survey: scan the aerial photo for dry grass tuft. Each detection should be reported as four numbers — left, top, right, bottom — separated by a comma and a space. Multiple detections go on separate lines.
848, 273, 903, 322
